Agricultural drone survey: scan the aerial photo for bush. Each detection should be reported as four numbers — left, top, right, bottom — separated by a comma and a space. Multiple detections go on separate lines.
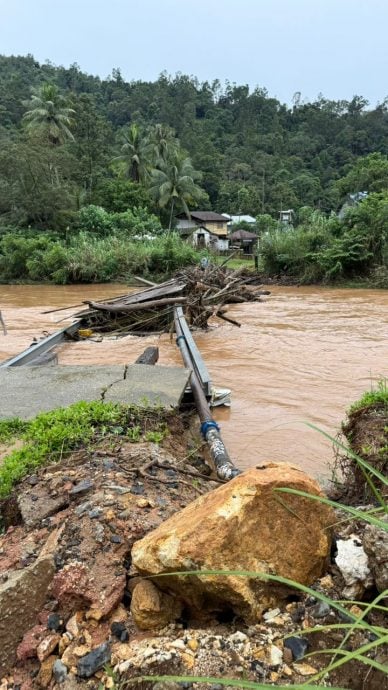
74, 204, 163, 239
0, 234, 56, 280
0, 229, 202, 283
260, 196, 388, 284
76, 205, 114, 236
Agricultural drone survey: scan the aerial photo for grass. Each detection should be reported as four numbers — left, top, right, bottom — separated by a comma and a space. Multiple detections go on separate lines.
348, 378, 388, 414
0, 417, 29, 443
214, 256, 256, 271
0, 400, 168, 499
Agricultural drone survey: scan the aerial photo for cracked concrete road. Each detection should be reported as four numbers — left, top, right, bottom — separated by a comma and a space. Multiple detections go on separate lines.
0, 365, 191, 419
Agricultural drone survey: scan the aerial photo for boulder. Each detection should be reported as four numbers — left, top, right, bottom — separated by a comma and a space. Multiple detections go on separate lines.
131, 463, 333, 622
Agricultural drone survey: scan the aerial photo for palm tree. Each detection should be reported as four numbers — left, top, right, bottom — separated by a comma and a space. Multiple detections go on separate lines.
23, 84, 75, 145
114, 124, 150, 183
149, 154, 204, 229
149, 123, 178, 167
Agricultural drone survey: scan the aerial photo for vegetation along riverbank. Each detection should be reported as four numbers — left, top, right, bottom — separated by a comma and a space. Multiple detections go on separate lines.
0, 56, 387, 286
0, 378, 386, 689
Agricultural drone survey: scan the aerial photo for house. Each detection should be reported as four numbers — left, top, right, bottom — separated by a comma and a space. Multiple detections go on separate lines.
176, 211, 229, 251
178, 225, 220, 250
223, 214, 257, 226
229, 229, 258, 255
338, 192, 368, 220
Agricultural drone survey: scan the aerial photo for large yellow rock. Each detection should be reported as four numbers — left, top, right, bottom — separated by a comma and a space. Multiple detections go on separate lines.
131, 463, 333, 622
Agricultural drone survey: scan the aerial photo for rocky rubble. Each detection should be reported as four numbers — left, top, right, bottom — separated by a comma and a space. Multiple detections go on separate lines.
0, 429, 386, 690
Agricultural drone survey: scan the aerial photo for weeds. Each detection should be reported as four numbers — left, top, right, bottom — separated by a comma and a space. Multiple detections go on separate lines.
0, 418, 30, 443
0, 400, 169, 498
0, 231, 204, 284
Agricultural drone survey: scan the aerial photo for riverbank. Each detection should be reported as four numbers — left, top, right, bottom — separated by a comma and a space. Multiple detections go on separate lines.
0, 394, 386, 690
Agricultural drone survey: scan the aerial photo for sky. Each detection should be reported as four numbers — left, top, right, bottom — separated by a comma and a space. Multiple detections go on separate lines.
1, 0, 387, 105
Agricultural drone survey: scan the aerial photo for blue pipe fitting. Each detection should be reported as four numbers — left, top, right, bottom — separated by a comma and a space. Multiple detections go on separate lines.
176, 335, 185, 347
200, 420, 220, 438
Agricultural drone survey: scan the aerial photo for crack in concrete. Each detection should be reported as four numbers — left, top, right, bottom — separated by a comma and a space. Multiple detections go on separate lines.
100, 365, 128, 402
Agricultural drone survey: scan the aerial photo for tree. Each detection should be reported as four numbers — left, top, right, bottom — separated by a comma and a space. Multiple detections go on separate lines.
0, 136, 77, 228
336, 153, 388, 197
22, 83, 75, 145
93, 177, 153, 213
114, 124, 150, 183
149, 123, 178, 167
149, 154, 205, 229
70, 94, 113, 199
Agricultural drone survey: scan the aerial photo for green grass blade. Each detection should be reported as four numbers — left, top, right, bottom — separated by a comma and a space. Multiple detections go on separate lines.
304, 648, 388, 674
303, 633, 388, 683
275, 488, 388, 530
336, 600, 388, 613
284, 622, 388, 637
327, 589, 388, 670
305, 422, 388, 487
129, 675, 347, 690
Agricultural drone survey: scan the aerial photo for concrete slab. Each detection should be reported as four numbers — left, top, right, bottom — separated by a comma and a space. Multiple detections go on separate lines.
105, 364, 191, 409
0, 364, 191, 420
0, 365, 125, 419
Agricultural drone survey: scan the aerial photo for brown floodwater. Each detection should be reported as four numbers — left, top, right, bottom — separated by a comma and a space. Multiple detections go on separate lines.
1, 283, 388, 478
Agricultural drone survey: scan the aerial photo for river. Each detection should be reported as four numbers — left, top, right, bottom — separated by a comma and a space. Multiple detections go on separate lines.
1, 283, 387, 478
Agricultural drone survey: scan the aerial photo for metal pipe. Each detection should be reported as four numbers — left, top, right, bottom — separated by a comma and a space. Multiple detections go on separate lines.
174, 311, 240, 481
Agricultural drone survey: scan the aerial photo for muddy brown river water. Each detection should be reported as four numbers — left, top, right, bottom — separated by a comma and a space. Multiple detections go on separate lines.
1, 283, 387, 477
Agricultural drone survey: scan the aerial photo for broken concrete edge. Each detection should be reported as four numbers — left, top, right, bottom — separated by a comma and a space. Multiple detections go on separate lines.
0, 364, 192, 420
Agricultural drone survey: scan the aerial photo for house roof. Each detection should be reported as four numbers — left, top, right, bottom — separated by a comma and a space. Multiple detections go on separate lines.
229, 229, 258, 241
228, 215, 257, 224
177, 211, 228, 223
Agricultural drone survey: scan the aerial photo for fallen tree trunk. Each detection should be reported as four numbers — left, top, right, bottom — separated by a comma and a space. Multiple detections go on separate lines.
85, 297, 186, 313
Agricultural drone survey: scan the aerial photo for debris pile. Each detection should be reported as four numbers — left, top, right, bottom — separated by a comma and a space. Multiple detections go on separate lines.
74, 266, 269, 335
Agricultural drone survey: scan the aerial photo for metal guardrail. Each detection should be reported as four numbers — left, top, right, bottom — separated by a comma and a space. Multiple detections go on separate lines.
0, 321, 81, 368
173, 306, 212, 397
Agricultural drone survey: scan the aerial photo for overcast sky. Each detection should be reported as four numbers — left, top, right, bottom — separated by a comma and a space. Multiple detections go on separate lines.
1, 0, 387, 105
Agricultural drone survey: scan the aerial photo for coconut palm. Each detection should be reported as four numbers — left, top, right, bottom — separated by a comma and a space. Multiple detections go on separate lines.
149, 123, 178, 167
149, 154, 204, 229
23, 84, 75, 145
114, 124, 150, 183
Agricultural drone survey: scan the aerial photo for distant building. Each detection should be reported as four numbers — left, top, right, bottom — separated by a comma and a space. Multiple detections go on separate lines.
279, 209, 294, 225
338, 192, 368, 220
176, 211, 229, 251
223, 214, 257, 226
229, 229, 258, 255
178, 225, 220, 250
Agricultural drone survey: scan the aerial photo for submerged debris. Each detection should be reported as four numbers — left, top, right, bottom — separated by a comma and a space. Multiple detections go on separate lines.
74, 265, 269, 335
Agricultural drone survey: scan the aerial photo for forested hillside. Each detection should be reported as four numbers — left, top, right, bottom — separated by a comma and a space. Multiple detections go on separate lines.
0, 54, 387, 284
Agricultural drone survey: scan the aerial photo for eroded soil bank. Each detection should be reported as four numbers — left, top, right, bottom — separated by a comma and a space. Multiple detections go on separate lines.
0, 403, 386, 690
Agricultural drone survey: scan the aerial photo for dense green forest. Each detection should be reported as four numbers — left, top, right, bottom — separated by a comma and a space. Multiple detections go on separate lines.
0, 54, 387, 284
